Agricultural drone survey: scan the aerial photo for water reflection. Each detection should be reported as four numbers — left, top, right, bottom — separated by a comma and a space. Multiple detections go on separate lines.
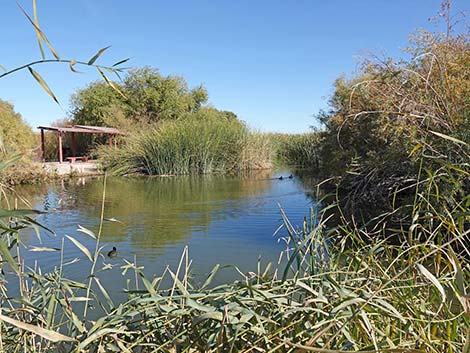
11, 170, 317, 287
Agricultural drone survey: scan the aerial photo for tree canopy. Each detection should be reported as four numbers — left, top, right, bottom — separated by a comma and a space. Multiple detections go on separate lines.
70, 67, 209, 127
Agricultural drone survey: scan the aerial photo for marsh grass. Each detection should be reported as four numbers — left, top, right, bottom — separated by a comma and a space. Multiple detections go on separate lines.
97, 117, 273, 176
0, 166, 468, 352
275, 132, 323, 169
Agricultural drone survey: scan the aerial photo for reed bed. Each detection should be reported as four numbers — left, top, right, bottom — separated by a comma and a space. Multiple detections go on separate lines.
0, 170, 468, 352
98, 117, 274, 176
275, 132, 323, 169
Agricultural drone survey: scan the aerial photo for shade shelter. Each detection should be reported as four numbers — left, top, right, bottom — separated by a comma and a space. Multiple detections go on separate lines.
37, 125, 121, 163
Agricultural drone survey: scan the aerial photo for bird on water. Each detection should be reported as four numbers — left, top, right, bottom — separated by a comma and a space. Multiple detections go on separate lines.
278, 176, 284, 180
107, 246, 117, 258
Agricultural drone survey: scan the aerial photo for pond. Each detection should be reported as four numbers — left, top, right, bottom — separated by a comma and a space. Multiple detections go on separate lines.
12, 170, 318, 301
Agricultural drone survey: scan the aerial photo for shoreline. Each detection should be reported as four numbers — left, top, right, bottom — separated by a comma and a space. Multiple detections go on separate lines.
42, 160, 103, 177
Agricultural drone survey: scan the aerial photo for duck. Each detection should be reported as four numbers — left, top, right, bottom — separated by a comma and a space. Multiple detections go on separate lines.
288, 174, 293, 179
278, 176, 284, 180
107, 246, 117, 258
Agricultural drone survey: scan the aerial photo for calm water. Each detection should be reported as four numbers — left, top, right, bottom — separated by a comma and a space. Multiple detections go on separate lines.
13, 170, 317, 300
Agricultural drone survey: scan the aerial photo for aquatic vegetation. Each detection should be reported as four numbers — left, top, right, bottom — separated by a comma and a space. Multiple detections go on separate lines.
274, 132, 323, 169
0, 172, 468, 352
97, 113, 274, 176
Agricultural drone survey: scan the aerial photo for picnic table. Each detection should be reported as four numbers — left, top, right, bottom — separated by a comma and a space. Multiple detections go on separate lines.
66, 156, 89, 163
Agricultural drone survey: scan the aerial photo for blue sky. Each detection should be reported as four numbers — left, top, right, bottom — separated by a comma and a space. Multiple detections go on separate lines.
0, 1, 468, 133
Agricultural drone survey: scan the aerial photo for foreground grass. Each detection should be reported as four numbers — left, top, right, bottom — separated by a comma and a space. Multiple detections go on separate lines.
0, 173, 468, 352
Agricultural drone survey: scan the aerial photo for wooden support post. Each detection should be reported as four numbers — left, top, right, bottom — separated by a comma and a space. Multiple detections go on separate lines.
58, 132, 63, 163
71, 132, 77, 157
40, 129, 45, 161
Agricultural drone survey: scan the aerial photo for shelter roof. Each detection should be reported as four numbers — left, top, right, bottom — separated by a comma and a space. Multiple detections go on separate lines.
38, 125, 121, 135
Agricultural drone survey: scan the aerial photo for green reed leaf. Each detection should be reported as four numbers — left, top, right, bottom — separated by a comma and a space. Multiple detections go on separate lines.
23, 216, 55, 235
16, 0, 60, 60
70, 311, 86, 333
69, 59, 81, 73
186, 298, 216, 313
87, 46, 111, 65
0, 154, 22, 171
331, 297, 366, 315
450, 253, 464, 293
193, 311, 224, 325
139, 272, 157, 297
168, 269, 189, 296
282, 234, 311, 282
0, 208, 43, 218
112, 58, 130, 67
32, 0, 45, 60
96, 67, 126, 98
45, 294, 57, 328
0, 238, 18, 274
94, 276, 114, 310
417, 263, 446, 303
77, 225, 96, 239
28, 67, 59, 104
429, 130, 468, 146
372, 298, 406, 324
79, 328, 128, 349
201, 264, 220, 290
29, 246, 60, 252
0, 313, 74, 342
65, 235, 93, 262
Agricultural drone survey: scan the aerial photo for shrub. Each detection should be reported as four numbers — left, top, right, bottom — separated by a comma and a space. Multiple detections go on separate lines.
0, 101, 46, 184
0, 157, 48, 185
317, 30, 470, 218
0, 100, 36, 154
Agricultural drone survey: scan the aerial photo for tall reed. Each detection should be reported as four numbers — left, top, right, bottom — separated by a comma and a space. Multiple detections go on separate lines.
275, 132, 323, 169
0, 167, 468, 352
97, 116, 274, 175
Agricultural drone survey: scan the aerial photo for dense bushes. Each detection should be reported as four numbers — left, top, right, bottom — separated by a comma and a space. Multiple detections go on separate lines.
314, 30, 470, 218
0, 157, 48, 185
68, 67, 211, 162
0, 100, 36, 154
320, 33, 470, 174
0, 100, 47, 184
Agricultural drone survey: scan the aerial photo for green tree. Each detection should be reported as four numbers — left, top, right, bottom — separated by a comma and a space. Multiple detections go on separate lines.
70, 67, 209, 126
123, 67, 208, 121
70, 81, 125, 126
